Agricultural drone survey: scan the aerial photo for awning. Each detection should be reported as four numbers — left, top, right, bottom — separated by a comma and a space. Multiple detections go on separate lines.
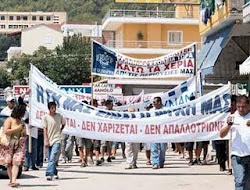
240, 56, 250, 75
198, 25, 234, 75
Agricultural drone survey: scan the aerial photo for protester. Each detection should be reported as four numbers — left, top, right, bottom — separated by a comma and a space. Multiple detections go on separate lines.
42, 101, 65, 180
92, 99, 102, 166
150, 97, 167, 169
0, 105, 26, 187
220, 95, 250, 190
125, 107, 140, 169
60, 134, 74, 163
1, 96, 15, 116
100, 100, 113, 163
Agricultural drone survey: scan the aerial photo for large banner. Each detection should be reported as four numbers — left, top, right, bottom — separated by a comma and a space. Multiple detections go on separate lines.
30, 65, 230, 143
92, 41, 196, 78
69, 75, 200, 111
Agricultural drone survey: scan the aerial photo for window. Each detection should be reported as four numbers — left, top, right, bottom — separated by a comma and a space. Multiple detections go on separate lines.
14, 25, 18, 29
0, 25, 5, 29
44, 36, 52, 44
32, 16, 36, 21
17, 16, 21, 20
23, 16, 28, 20
9, 16, 14, 20
46, 16, 51, 21
0, 16, 5, 20
168, 31, 183, 45
19, 25, 23, 29
8, 25, 14, 29
39, 16, 44, 21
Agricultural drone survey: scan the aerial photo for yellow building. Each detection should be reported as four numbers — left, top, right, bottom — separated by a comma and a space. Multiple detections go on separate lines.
101, 4, 201, 94
102, 5, 200, 59
198, 0, 250, 87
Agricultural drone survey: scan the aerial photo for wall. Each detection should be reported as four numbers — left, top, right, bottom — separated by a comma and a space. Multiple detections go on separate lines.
21, 25, 63, 55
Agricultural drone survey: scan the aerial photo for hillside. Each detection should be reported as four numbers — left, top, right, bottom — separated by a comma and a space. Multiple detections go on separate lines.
0, 0, 175, 22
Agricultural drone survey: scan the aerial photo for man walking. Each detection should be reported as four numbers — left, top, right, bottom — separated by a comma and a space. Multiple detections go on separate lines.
220, 95, 250, 190
150, 97, 167, 169
42, 102, 65, 180
125, 107, 140, 169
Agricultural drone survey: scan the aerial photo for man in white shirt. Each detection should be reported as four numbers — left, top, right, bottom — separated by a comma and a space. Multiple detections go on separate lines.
220, 95, 250, 190
0, 96, 15, 116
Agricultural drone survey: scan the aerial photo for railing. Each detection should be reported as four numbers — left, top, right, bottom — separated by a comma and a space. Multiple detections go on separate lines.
105, 40, 201, 50
102, 9, 199, 24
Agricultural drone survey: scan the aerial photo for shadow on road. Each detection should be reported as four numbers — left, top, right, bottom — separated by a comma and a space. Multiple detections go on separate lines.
61, 169, 228, 176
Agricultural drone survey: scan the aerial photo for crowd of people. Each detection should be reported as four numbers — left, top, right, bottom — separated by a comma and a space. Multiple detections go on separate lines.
0, 93, 250, 190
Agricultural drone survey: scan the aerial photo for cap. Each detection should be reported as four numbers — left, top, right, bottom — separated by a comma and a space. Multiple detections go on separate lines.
6, 96, 14, 102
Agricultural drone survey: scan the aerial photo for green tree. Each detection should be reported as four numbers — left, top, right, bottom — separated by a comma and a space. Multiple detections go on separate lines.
7, 35, 92, 85
0, 67, 11, 88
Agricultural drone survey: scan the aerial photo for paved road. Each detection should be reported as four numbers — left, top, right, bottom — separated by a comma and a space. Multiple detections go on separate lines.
0, 149, 234, 190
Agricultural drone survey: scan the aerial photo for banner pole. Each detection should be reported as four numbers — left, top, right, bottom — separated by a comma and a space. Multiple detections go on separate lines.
28, 65, 32, 153
194, 43, 198, 98
228, 81, 232, 174
91, 40, 94, 106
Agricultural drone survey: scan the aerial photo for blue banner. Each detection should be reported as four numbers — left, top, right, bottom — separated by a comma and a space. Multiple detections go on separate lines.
92, 41, 117, 76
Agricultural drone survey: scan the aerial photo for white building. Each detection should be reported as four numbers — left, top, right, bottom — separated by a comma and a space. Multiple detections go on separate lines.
21, 24, 63, 55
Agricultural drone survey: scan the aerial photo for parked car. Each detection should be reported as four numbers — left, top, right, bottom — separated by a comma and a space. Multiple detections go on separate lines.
0, 114, 23, 178
0, 99, 6, 112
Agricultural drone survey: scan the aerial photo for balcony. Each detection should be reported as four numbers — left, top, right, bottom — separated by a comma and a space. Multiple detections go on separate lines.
199, 0, 244, 36
104, 40, 201, 55
243, 0, 250, 23
102, 9, 199, 31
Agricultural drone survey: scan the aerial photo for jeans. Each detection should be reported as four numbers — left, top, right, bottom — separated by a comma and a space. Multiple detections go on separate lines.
24, 136, 37, 168
150, 143, 167, 166
232, 155, 250, 190
46, 143, 61, 177
36, 133, 44, 167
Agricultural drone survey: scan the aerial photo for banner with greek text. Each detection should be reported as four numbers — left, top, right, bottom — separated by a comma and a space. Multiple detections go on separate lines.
92, 41, 196, 78
30, 65, 230, 142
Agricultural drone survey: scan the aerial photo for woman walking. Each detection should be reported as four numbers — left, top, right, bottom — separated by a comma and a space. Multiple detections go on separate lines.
0, 105, 26, 187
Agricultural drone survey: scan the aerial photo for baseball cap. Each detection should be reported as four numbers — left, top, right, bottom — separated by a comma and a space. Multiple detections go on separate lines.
6, 96, 15, 102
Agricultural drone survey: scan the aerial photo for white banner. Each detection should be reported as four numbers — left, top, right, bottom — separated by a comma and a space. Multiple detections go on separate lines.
30, 65, 230, 142
92, 41, 196, 78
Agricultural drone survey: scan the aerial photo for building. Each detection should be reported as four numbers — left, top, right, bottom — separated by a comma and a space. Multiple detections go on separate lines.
101, 4, 201, 95
198, 0, 250, 88
61, 21, 102, 38
0, 11, 67, 33
21, 24, 63, 55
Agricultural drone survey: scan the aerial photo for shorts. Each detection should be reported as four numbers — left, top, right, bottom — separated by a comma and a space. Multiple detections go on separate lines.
77, 138, 92, 149
93, 140, 101, 148
101, 141, 111, 149
186, 142, 194, 151
196, 141, 208, 149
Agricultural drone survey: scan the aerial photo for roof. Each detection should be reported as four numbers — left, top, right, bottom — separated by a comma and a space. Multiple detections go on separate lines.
65, 21, 100, 25
22, 24, 62, 33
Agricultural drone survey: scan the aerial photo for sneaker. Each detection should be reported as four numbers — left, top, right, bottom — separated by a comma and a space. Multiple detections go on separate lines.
122, 154, 126, 159
46, 176, 53, 181
100, 157, 104, 163
111, 156, 116, 160
31, 167, 39, 170
188, 161, 194, 166
54, 175, 59, 179
197, 159, 202, 165
23, 167, 29, 171
146, 160, 151, 165
152, 165, 159, 169
193, 159, 198, 164
132, 165, 138, 169
80, 162, 87, 167
107, 157, 112, 162
96, 160, 102, 166
159, 164, 164, 168
125, 165, 133, 169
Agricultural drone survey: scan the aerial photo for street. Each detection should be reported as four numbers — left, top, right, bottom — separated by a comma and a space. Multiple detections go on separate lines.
0, 149, 234, 190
